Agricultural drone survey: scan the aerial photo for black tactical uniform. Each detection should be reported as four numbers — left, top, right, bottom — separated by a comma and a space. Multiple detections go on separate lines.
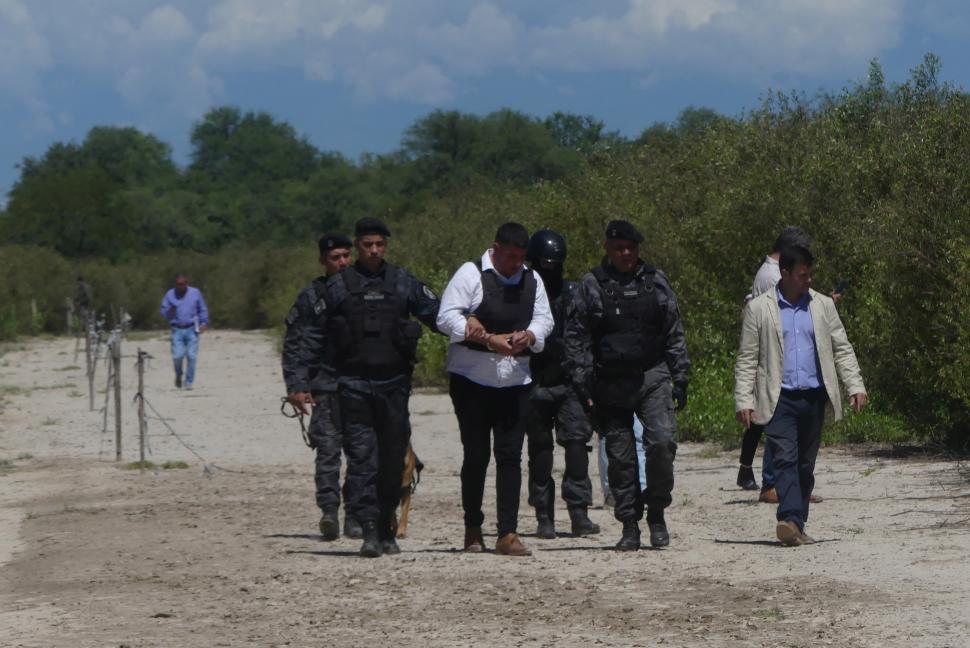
564, 221, 690, 550
323, 258, 440, 556
282, 275, 356, 537
525, 229, 600, 538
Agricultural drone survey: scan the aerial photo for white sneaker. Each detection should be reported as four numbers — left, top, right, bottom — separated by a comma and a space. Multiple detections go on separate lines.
184, 384, 194, 391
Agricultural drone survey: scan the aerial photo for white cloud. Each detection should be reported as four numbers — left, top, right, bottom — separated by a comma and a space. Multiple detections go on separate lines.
386, 63, 455, 104
0, 0, 53, 130
0, 0, 915, 123
529, 0, 904, 80
195, 0, 388, 62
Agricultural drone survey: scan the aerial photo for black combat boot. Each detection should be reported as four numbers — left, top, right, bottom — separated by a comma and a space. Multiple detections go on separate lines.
647, 508, 670, 548
380, 514, 401, 555
343, 513, 363, 539
319, 508, 340, 541
535, 508, 556, 539
615, 520, 641, 551
568, 506, 601, 536
359, 520, 382, 558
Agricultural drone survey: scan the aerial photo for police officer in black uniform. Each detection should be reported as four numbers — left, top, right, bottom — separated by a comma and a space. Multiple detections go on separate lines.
282, 233, 361, 540
525, 229, 600, 539
564, 220, 690, 550
323, 217, 441, 557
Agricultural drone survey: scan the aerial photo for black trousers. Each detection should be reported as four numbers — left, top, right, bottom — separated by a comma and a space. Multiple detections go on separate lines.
449, 373, 531, 538
594, 364, 677, 523
526, 383, 594, 513
764, 388, 826, 531
338, 376, 412, 534
306, 392, 350, 513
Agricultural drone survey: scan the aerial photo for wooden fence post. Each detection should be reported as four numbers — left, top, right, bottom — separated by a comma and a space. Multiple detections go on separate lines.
137, 349, 147, 471
113, 330, 122, 462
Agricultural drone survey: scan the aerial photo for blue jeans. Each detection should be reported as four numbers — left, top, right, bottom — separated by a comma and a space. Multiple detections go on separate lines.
171, 327, 199, 385
764, 388, 826, 530
598, 416, 648, 498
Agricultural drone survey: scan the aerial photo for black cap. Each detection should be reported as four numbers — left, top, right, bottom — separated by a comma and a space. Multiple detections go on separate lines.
318, 232, 353, 256
605, 219, 643, 243
355, 217, 391, 238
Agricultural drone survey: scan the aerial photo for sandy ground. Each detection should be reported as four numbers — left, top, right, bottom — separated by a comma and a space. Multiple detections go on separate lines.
1, 331, 968, 647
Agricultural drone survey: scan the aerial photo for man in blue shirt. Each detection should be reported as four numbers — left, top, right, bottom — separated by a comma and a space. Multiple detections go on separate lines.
735, 245, 867, 545
160, 274, 210, 390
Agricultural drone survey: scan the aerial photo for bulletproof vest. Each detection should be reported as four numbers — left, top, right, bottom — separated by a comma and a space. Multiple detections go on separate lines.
591, 264, 665, 377
460, 259, 536, 355
330, 264, 412, 380
307, 276, 335, 389
530, 281, 575, 386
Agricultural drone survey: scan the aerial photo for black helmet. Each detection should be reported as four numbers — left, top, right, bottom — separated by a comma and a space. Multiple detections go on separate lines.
527, 229, 567, 264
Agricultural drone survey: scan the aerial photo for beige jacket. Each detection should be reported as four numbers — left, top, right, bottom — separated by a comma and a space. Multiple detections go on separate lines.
734, 288, 866, 425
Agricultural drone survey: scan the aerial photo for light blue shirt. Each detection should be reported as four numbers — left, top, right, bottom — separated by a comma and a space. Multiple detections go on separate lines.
160, 286, 209, 328
777, 286, 821, 390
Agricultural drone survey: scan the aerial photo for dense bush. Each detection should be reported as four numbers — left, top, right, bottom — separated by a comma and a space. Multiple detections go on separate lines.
1, 55, 965, 448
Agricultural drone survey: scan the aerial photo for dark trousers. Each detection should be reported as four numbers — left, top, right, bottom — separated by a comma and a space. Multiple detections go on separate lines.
526, 384, 594, 513
338, 377, 412, 535
594, 365, 677, 523
307, 393, 351, 514
764, 388, 827, 530
449, 373, 530, 538
738, 423, 776, 489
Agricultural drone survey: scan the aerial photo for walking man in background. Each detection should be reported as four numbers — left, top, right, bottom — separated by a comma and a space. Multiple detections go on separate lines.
734, 245, 867, 545
160, 274, 209, 390
437, 222, 554, 557
282, 233, 359, 540
323, 217, 441, 557
736, 226, 812, 501
524, 228, 600, 539
564, 220, 690, 551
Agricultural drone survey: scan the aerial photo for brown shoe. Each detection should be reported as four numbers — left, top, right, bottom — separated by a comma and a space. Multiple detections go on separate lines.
495, 532, 532, 556
464, 527, 485, 553
776, 520, 804, 547
809, 493, 823, 503
798, 530, 817, 545
759, 487, 779, 504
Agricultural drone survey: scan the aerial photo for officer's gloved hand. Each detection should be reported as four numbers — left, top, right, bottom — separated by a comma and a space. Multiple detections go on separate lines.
572, 382, 594, 416
672, 382, 688, 411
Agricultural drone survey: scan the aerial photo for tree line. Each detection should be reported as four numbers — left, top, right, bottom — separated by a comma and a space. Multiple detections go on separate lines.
1, 54, 967, 448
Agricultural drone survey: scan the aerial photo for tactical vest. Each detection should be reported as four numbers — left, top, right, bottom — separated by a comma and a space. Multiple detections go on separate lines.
330, 264, 414, 379
591, 265, 665, 377
529, 281, 575, 386
460, 259, 536, 355
307, 276, 335, 389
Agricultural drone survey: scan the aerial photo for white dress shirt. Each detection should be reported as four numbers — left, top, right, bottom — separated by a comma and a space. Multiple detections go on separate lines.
745, 255, 781, 303
437, 249, 554, 387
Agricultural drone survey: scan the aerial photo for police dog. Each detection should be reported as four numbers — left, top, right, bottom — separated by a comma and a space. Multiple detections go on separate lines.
396, 443, 424, 539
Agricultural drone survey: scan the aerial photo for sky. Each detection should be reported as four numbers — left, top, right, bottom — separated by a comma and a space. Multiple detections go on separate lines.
2, 0, 969, 197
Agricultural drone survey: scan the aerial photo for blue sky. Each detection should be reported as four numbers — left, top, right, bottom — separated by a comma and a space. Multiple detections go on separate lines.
1, 1, 969, 196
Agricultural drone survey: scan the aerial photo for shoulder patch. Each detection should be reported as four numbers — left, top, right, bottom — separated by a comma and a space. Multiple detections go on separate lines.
422, 285, 437, 300
313, 298, 327, 315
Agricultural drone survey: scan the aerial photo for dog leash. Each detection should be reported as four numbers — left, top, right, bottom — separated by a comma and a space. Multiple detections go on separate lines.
280, 397, 313, 448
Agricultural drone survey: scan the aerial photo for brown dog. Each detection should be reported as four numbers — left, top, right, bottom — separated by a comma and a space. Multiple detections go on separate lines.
396, 443, 424, 539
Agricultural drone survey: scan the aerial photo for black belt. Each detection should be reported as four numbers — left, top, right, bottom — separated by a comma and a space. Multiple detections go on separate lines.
172, 323, 195, 329
780, 387, 825, 399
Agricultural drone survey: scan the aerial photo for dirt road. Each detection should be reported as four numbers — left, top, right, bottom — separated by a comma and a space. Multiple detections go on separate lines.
1, 332, 968, 647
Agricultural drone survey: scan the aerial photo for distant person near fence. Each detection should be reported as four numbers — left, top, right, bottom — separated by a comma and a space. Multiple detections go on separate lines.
160, 274, 209, 391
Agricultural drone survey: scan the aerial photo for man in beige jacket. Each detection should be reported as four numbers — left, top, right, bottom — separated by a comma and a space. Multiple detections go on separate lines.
734, 245, 867, 546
